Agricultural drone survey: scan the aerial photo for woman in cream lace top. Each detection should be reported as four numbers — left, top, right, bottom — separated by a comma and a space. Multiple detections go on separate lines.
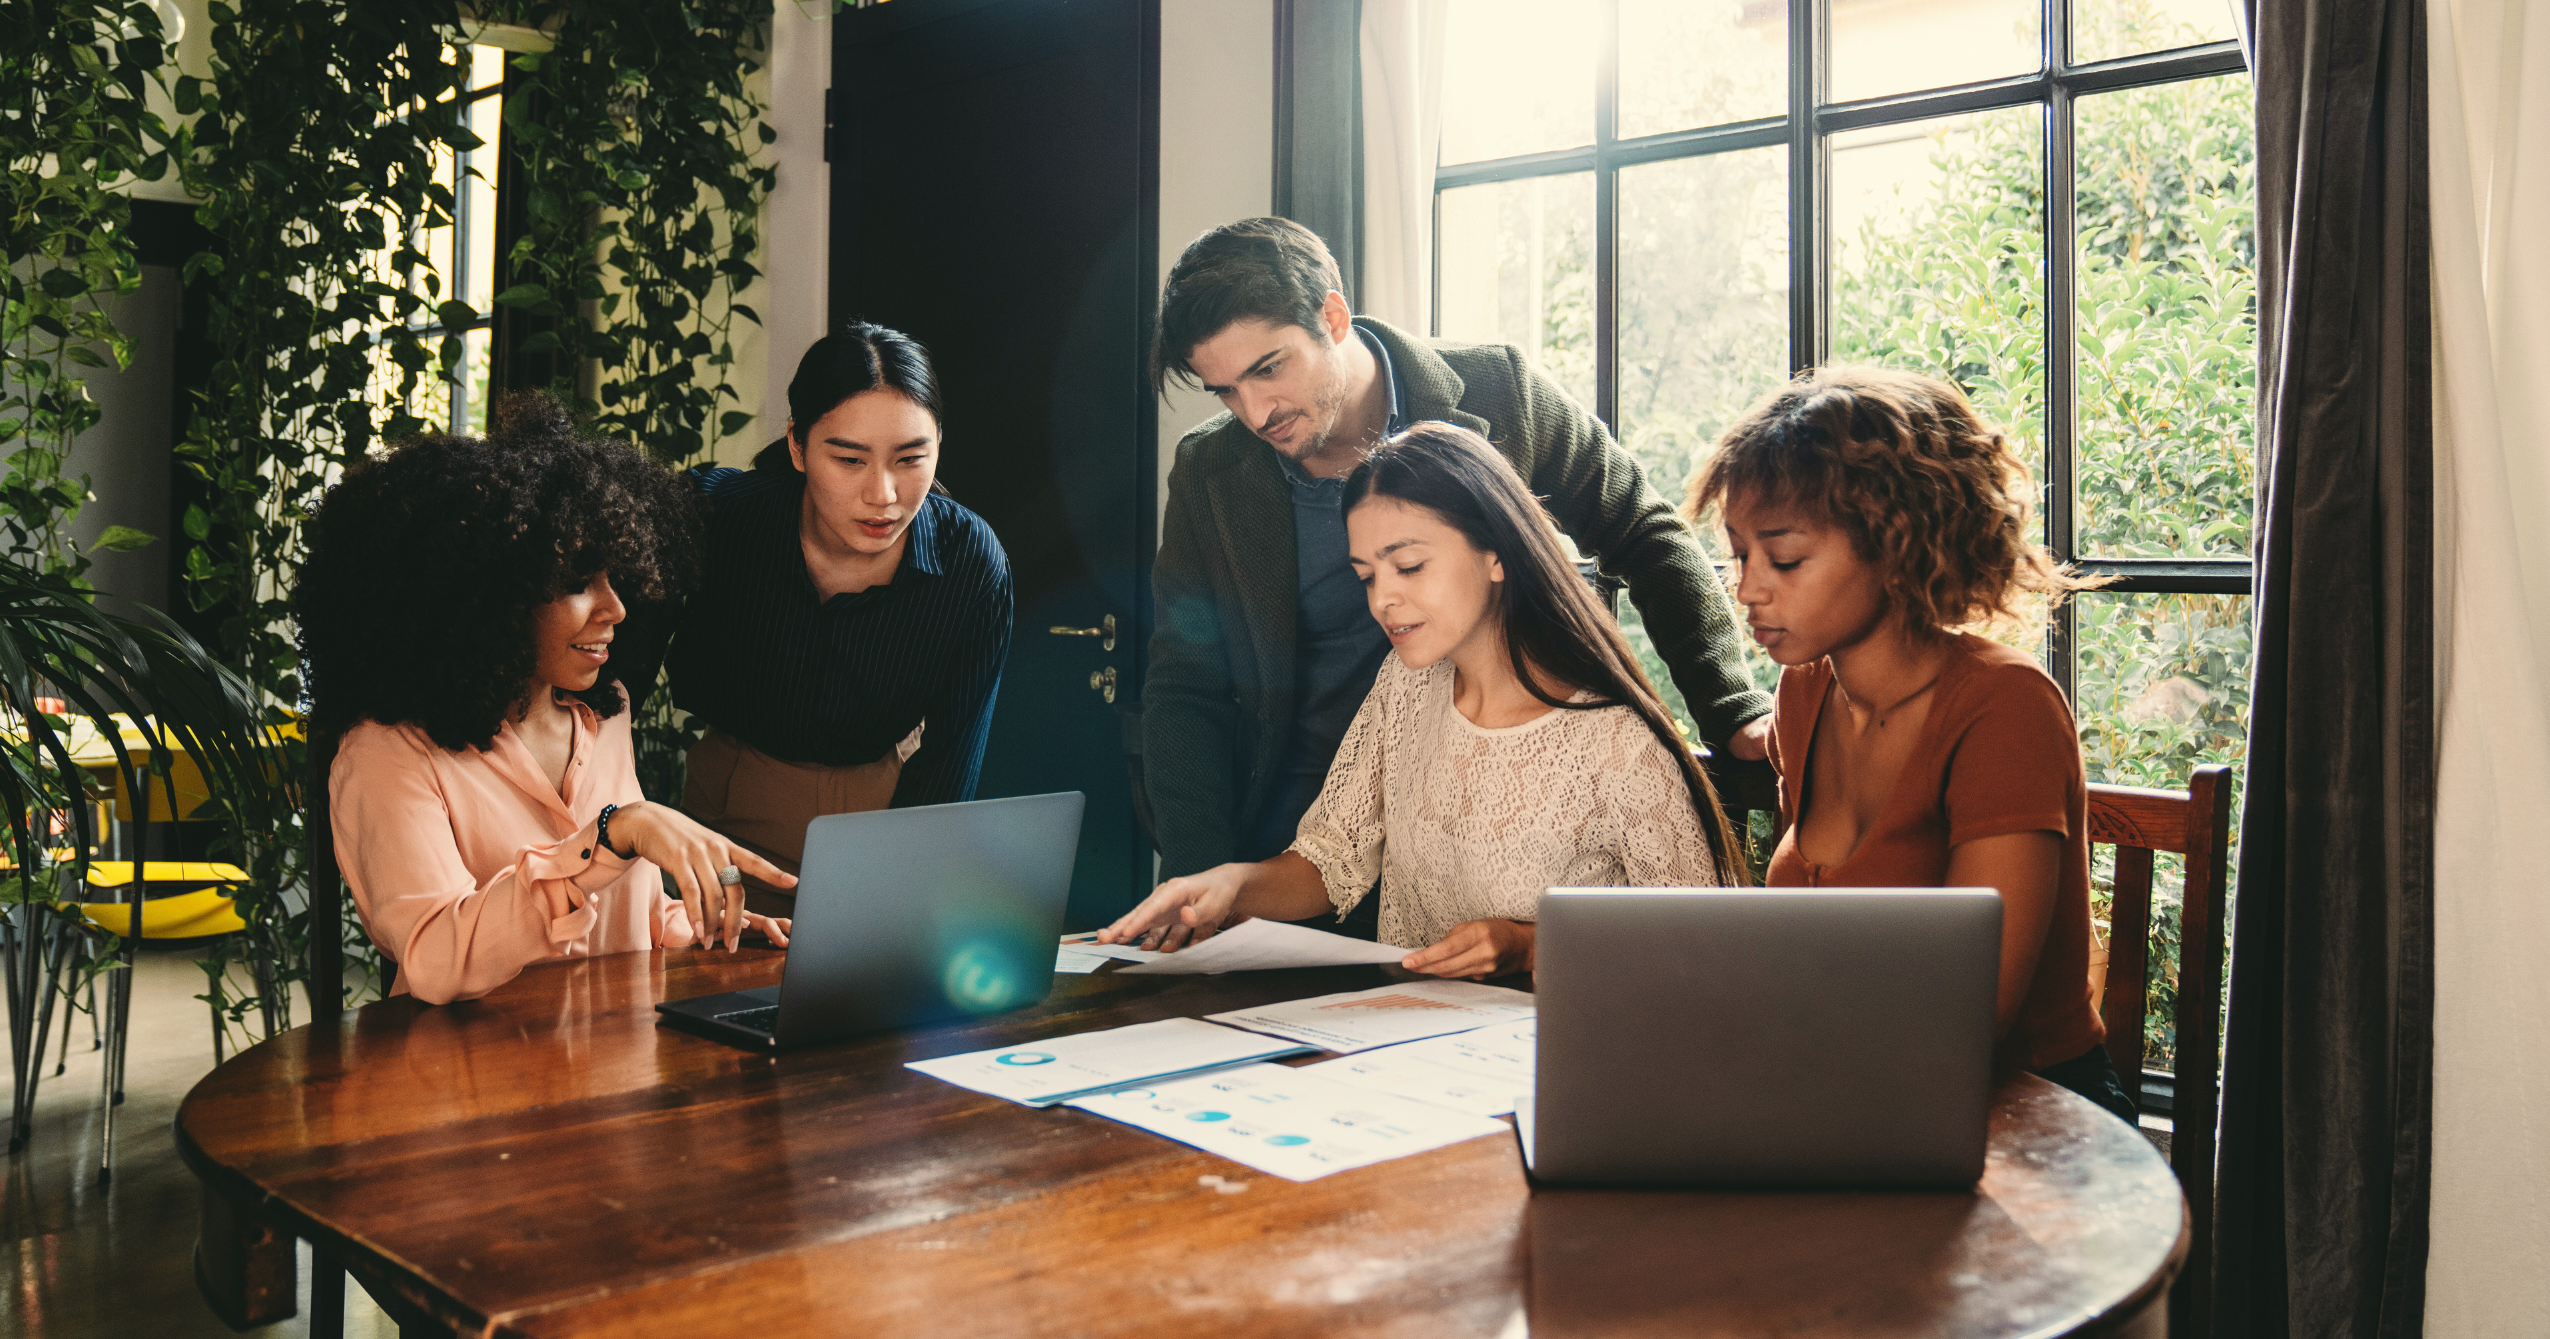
1101, 423, 1741, 978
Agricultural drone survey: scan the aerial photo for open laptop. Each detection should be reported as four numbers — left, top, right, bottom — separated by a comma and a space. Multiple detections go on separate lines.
655, 791, 1084, 1052
1519, 887, 2002, 1188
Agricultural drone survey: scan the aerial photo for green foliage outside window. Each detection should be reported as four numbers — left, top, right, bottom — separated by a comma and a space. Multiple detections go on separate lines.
1577, 3, 2257, 1071
1829, 30, 2255, 1070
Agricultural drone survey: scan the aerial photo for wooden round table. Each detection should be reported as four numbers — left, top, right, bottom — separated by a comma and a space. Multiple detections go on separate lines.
178, 949, 2185, 1337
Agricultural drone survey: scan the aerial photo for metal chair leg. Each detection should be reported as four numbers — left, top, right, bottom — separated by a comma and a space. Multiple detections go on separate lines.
97, 949, 132, 1184
55, 983, 75, 1076
4, 907, 29, 1153
311, 1247, 347, 1339
95, 961, 117, 1182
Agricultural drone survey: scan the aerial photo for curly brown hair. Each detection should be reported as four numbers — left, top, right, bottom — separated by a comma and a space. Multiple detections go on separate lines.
297, 392, 701, 751
1684, 365, 2093, 633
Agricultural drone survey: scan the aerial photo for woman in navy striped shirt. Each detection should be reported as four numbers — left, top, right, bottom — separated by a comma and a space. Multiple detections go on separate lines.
663, 323, 1014, 904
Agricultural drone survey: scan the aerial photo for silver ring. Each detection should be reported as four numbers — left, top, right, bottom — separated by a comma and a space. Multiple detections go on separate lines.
716, 865, 743, 887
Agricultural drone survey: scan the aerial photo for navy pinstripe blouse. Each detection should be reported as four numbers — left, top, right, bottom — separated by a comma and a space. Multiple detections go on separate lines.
660, 465, 1013, 807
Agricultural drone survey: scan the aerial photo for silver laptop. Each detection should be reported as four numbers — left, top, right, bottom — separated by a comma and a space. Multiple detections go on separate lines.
655, 791, 1085, 1051
1520, 887, 2002, 1187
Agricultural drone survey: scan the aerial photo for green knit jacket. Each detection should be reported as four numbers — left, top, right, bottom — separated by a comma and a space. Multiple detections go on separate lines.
1140, 318, 1771, 879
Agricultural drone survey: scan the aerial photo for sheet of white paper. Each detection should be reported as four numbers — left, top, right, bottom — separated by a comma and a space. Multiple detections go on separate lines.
1308, 1019, 1538, 1115
1205, 980, 1537, 1053
1057, 933, 1164, 964
905, 1018, 1311, 1107
1112, 918, 1408, 975
1067, 1062, 1508, 1181
1053, 947, 1109, 974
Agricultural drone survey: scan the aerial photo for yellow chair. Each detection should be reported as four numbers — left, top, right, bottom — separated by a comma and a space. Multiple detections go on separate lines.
72, 858, 253, 1181
74, 863, 252, 938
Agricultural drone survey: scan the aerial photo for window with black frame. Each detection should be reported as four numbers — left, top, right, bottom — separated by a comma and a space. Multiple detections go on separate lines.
1434, 0, 2254, 1071
394, 42, 508, 435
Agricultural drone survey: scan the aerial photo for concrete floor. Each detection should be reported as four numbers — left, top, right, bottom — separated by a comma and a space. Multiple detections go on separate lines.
3, 951, 397, 1338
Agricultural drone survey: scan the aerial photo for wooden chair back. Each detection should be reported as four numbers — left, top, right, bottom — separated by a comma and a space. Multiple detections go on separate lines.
2086, 761, 2232, 1339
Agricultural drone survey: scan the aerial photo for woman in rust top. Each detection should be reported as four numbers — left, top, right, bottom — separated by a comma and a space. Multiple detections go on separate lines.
1685, 366, 2133, 1123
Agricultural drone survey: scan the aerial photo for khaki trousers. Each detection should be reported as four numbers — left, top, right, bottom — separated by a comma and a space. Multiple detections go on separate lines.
680, 725, 923, 916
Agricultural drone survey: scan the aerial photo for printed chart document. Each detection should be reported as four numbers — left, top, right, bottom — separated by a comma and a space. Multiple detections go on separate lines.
1310, 1019, 1538, 1116
1067, 1062, 1508, 1181
1058, 932, 1164, 965
906, 1018, 1312, 1107
1114, 918, 1407, 975
1053, 946, 1109, 974
1207, 979, 1537, 1053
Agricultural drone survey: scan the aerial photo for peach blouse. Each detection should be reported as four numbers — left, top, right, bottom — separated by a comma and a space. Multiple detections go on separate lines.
329, 696, 696, 1004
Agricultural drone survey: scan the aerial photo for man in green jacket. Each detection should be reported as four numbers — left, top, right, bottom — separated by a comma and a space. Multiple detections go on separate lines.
1142, 217, 1769, 882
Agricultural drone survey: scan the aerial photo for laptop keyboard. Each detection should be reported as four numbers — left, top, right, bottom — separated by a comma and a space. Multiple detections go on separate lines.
714, 1006, 779, 1034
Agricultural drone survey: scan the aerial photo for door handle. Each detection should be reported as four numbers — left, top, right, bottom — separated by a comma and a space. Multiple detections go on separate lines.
1048, 613, 1116, 651
1087, 667, 1117, 704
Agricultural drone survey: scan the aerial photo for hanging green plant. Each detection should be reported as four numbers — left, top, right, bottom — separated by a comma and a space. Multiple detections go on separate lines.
171, 0, 481, 1024
478, 0, 776, 800
0, 0, 177, 578
160, 0, 778, 1021
485, 0, 776, 459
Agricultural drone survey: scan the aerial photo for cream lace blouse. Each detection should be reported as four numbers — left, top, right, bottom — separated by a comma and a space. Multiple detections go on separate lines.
1288, 652, 1732, 948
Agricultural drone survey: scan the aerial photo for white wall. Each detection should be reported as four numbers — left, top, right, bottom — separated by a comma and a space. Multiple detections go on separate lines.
1156, 0, 1275, 537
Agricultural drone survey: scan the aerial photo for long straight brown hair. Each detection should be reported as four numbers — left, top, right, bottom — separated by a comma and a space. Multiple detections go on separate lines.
1343, 422, 1745, 883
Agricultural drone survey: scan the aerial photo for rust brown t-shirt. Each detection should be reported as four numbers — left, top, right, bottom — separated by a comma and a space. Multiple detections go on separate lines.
1764, 634, 2104, 1071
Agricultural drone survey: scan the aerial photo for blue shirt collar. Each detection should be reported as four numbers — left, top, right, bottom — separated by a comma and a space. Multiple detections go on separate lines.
1355, 322, 1408, 436
1274, 325, 1409, 489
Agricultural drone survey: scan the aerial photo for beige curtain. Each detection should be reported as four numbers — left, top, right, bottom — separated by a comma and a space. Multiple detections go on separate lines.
2427, 0, 2550, 1328
1358, 0, 1446, 332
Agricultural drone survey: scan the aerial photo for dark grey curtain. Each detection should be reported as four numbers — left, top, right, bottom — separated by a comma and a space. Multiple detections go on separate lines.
2219, 0, 2433, 1332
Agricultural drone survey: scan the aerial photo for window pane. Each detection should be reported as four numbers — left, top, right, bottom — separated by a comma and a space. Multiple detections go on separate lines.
1831, 0, 2040, 104
1435, 174, 1597, 413
2074, 74, 2257, 558
468, 41, 506, 92
1439, 0, 1600, 165
1616, 147, 1791, 731
1831, 107, 2048, 480
2075, 0, 2238, 64
1618, 149, 1789, 511
2076, 589, 2251, 1074
1617, 0, 1786, 138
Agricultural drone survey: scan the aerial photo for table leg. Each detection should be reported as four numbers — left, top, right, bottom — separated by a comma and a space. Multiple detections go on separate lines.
195, 1183, 298, 1328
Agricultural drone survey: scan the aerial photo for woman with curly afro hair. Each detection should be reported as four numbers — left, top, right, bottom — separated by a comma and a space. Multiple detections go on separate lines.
299, 392, 797, 1005
1685, 365, 2132, 1125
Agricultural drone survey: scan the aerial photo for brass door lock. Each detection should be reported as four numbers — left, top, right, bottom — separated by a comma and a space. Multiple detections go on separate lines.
1048, 613, 1117, 652
1087, 667, 1117, 704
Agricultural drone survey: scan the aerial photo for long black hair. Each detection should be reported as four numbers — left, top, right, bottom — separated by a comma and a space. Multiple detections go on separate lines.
1344, 422, 1744, 881
751, 319, 952, 496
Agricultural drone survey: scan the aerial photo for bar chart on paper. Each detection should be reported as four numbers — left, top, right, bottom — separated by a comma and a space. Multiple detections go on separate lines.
1066, 1062, 1508, 1181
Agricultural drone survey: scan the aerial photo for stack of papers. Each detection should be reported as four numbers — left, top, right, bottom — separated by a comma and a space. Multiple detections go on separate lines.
1113, 919, 1409, 975
905, 1018, 1312, 1107
1308, 1018, 1538, 1116
1054, 933, 1166, 974
1205, 979, 1537, 1053
1066, 1062, 1509, 1181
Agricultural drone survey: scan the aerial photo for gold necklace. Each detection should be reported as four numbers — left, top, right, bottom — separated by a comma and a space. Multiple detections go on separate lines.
1834, 668, 1941, 730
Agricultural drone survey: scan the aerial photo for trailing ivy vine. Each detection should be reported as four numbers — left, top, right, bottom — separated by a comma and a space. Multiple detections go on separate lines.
161, 0, 776, 1019
482, 0, 777, 801
1, 0, 175, 578
170, 0, 478, 1027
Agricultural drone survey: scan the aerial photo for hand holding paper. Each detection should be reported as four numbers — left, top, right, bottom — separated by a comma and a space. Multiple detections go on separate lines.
1114, 918, 1408, 975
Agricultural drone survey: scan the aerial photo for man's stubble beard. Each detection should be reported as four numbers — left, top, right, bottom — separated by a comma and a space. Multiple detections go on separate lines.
1270, 345, 1354, 463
